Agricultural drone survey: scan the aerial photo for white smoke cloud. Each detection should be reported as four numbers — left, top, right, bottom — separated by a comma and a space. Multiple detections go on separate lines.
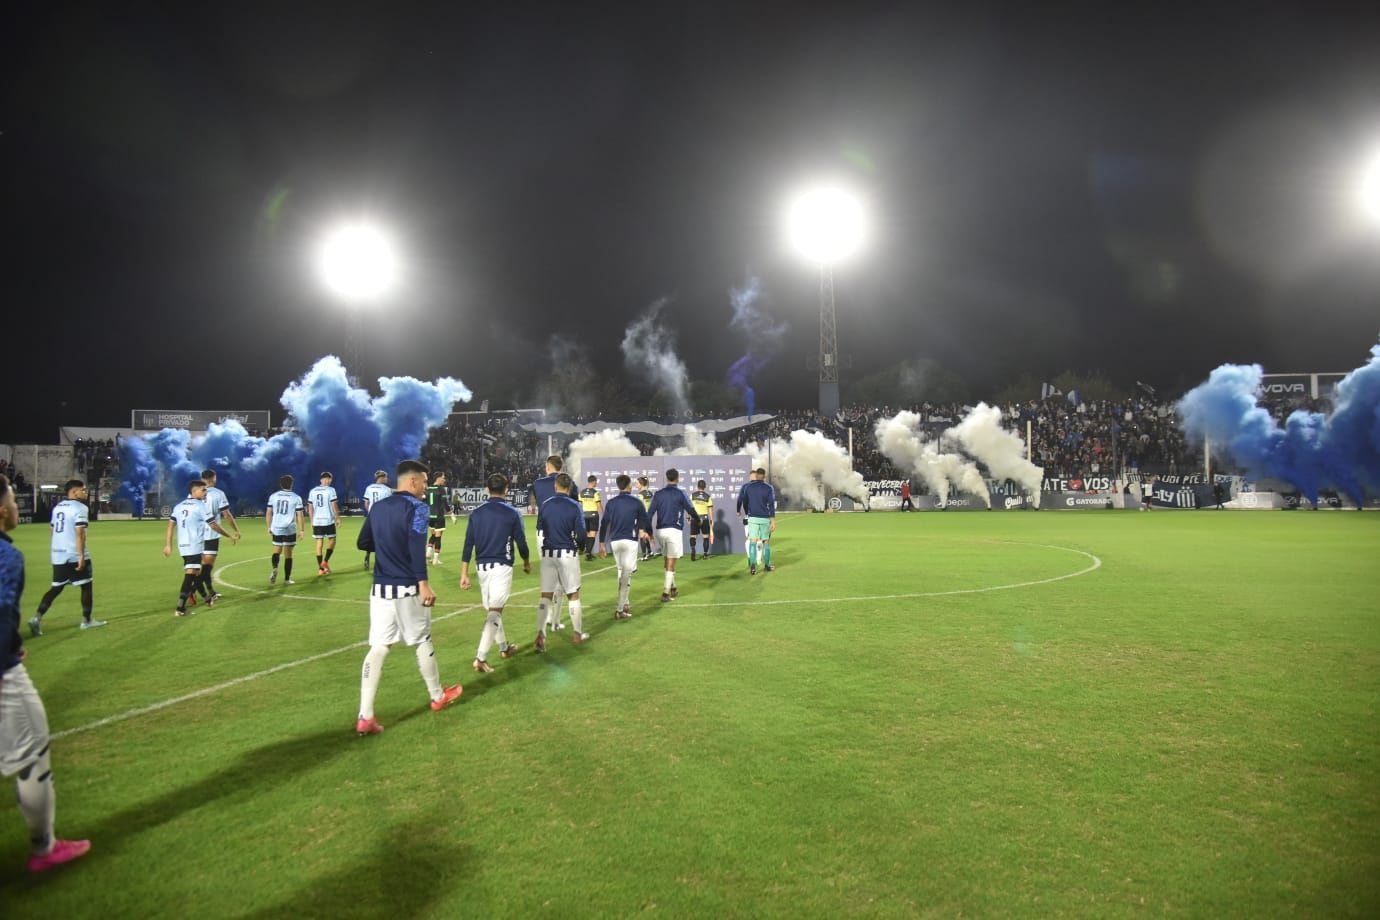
874, 411, 991, 507
946, 403, 1044, 497
565, 429, 641, 480
656, 424, 723, 456
621, 299, 690, 416
743, 429, 870, 510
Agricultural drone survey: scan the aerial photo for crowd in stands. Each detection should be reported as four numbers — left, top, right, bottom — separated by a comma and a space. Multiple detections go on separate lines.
1, 458, 29, 493
413, 397, 1201, 490
73, 437, 119, 481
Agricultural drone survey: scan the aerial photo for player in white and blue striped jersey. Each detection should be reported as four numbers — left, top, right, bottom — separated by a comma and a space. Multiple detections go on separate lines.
163, 480, 236, 616
361, 470, 392, 572
29, 480, 105, 635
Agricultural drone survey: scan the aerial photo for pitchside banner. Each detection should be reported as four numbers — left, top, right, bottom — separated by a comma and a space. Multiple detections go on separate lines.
133, 409, 272, 431
451, 487, 530, 513
579, 455, 752, 556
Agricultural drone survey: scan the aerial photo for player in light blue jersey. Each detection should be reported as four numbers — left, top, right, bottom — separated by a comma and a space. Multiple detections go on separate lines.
197, 469, 241, 607
164, 480, 236, 616
266, 475, 305, 585
307, 472, 341, 576
361, 469, 392, 572
30, 479, 106, 635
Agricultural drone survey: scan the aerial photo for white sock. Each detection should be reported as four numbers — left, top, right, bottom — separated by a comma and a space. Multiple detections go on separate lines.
359, 645, 389, 719
16, 746, 56, 855
664, 571, 674, 592
478, 613, 500, 660
547, 595, 562, 627
537, 598, 550, 634
415, 638, 443, 699
619, 573, 631, 609
494, 612, 509, 648
569, 599, 583, 634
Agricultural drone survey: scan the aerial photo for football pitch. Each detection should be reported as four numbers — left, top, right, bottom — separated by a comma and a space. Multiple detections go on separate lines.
2, 510, 1378, 918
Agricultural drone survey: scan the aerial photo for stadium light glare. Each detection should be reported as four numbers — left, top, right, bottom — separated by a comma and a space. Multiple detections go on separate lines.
785, 186, 867, 265
316, 222, 399, 301
1361, 151, 1380, 225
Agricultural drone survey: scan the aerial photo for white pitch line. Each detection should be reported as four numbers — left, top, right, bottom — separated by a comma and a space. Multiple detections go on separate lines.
50, 543, 1099, 740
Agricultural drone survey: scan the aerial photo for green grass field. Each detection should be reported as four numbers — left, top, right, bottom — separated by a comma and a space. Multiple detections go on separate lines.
2, 510, 1378, 918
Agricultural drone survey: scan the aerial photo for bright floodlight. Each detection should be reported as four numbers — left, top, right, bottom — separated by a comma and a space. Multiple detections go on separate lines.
1362, 152, 1380, 225
786, 186, 867, 265
317, 222, 398, 300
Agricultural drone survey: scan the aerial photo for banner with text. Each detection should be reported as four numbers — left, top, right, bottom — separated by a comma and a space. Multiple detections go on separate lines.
133, 409, 272, 431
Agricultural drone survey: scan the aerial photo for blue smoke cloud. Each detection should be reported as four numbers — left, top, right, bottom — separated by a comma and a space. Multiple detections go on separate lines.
1177, 347, 1380, 506
118, 356, 471, 510
726, 274, 785, 418
727, 354, 756, 419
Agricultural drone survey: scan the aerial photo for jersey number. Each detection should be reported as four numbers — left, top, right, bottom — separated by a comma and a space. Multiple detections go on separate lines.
276, 499, 291, 516
53, 511, 66, 533
315, 494, 326, 508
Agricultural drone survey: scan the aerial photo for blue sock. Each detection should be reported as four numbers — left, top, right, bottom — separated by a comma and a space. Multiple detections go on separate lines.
748, 544, 757, 567
763, 544, 771, 567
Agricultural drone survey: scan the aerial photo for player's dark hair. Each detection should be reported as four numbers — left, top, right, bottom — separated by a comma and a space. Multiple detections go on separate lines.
279, 475, 294, 489
637, 476, 648, 486
201, 469, 216, 480
588, 474, 597, 482
64, 479, 85, 494
697, 480, 706, 489
374, 469, 388, 481
189, 479, 206, 491
616, 474, 631, 490
433, 472, 446, 483
546, 455, 563, 471
487, 472, 509, 494
396, 459, 429, 478
555, 472, 574, 493
665, 468, 679, 483
320, 472, 333, 481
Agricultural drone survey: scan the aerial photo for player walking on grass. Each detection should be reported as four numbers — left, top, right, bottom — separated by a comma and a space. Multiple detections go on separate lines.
648, 468, 700, 603
0, 473, 92, 873
308, 472, 340, 576
535, 473, 589, 651
353, 460, 463, 736
529, 455, 564, 630
267, 475, 305, 585
460, 473, 530, 673
637, 476, 656, 559
689, 479, 713, 561
165, 480, 238, 616
597, 474, 650, 619
578, 474, 602, 562
361, 470, 392, 571
736, 467, 777, 575
29, 479, 105, 636
425, 472, 451, 565
197, 469, 240, 607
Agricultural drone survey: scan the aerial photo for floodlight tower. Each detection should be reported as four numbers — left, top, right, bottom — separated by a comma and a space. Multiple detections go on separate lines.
786, 186, 866, 416
315, 220, 400, 382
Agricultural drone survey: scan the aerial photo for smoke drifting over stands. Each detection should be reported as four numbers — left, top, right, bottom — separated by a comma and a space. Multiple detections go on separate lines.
118, 357, 471, 509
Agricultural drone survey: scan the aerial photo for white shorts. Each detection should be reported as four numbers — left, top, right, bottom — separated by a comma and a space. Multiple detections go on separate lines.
611, 539, 639, 576
0, 665, 50, 778
540, 552, 581, 596
367, 584, 431, 647
477, 563, 514, 610
656, 528, 684, 560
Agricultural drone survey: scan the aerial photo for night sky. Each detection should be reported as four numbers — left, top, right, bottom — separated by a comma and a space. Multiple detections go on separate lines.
5, 3, 1380, 442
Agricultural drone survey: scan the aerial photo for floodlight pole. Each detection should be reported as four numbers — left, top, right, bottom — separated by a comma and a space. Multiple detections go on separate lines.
818, 264, 839, 416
